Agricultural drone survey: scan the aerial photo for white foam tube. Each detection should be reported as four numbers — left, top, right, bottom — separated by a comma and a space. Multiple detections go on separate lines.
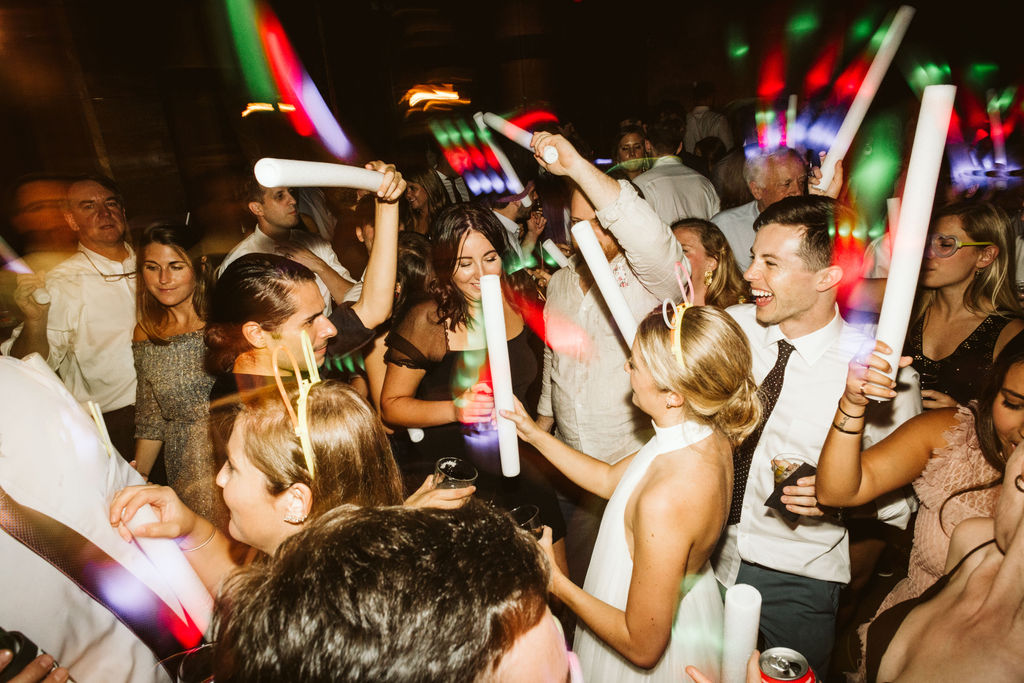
721, 584, 762, 683
408, 428, 424, 443
542, 239, 570, 268
0, 234, 50, 304
254, 158, 383, 192
473, 112, 528, 204
570, 220, 638, 346
482, 112, 559, 164
480, 274, 520, 477
814, 5, 915, 191
988, 90, 1007, 166
125, 505, 214, 634
872, 85, 957, 397
786, 94, 798, 146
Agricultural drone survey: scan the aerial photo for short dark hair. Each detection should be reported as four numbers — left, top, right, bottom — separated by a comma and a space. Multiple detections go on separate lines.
205, 253, 317, 372
239, 175, 268, 206
646, 116, 685, 156
212, 501, 550, 683
66, 174, 124, 208
754, 195, 852, 271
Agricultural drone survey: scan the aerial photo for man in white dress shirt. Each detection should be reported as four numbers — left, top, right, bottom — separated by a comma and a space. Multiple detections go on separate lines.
217, 177, 357, 316
3, 175, 138, 458
533, 133, 685, 581
712, 147, 807, 271
633, 118, 720, 224
716, 196, 918, 678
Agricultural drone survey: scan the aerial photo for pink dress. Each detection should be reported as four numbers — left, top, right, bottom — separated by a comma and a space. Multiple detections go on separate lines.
855, 405, 1000, 680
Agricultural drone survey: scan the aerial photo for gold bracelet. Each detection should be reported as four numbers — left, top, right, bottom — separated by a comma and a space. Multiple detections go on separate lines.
179, 527, 216, 552
831, 421, 862, 435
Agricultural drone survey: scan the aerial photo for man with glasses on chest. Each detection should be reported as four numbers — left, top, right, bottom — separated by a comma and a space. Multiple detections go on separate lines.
3, 175, 138, 458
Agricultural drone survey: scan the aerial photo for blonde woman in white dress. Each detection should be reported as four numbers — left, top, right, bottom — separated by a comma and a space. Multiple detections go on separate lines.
504, 305, 761, 682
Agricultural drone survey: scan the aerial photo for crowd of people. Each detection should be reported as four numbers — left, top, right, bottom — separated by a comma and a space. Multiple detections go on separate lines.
3, 85, 1024, 683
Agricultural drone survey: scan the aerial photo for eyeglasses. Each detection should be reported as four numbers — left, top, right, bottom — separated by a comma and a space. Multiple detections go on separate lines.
81, 248, 136, 281
925, 233, 994, 258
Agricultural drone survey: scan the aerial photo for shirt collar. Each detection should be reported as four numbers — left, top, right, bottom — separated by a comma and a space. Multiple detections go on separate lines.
78, 242, 134, 267
652, 156, 682, 168
762, 306, 844, 365
492, 210, 520, 235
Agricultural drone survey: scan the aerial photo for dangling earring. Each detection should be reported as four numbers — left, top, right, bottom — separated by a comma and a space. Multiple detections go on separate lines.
703, 270, 713, 287
284, 512, 308, 524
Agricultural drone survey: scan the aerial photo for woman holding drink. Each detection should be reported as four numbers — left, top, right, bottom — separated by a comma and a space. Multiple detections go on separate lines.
503, 306, 761, 681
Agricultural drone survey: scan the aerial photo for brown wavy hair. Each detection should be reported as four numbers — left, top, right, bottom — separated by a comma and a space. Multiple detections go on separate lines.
136, 224, 211, 344
671, 218, 749, 307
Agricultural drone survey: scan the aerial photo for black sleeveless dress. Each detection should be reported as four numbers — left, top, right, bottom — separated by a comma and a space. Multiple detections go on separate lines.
864, 539, 995, 682
905, 314, 1019, 404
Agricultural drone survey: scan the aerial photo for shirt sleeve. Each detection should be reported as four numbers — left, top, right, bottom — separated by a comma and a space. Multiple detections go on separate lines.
537, 339, 554, 418
595, 180, 688, 302
325, 302, 375, 359
306, 234, 357, 284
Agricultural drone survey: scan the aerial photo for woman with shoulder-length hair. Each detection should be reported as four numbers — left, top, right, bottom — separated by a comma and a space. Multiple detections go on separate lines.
906, 200, 1024, 408
380, 202, 569, 569
503, 306, 761, 681
671, 218, 749, 308
403, 165, 450, 235
132, 223, 218, 515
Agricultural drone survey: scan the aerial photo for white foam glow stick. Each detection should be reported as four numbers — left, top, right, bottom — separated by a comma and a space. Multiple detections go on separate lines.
125, 505, 214, 634
872, 85, 956, 396
86, 400, 116, 459
482, 112, 559, 164
479, 275, 520, 477
473, 112, 529, 206
542, 239, 569, 268
814, 5, 915, 191
570, 220, 638, 346
721, 584, 762, 683
988, 90, 1007, 166
0, 234, 50, 305
254, 158, 383, 192
786, 94, 798, 147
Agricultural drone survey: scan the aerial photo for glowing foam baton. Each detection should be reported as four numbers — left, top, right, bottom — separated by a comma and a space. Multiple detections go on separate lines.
721, 584, 762, 683
988, 89, 1008, 167
0, 235, 50, 305
86, 400, 116, 458
482, 112, 559, 164
473, 112, 529, 205
570, 220, 637, 347
542, 239, 569, 269
124, 506, 214, 634
480, 274, 520, 477
254, 158, 383, 192
813, 5, 915, 191
872, 84, 956, 397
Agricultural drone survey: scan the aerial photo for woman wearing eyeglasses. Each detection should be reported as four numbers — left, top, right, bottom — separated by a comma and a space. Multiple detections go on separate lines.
908, 201, 1024, 409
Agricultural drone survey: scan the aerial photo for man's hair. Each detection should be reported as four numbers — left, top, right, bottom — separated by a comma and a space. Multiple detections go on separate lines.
65, 173, 124, 209
742, 147, 805, 188
204, 253, 316, 372
754, 195, 851, 271
239, 175, 268, 206
212, 501, 550, 683
646, 116, 685, 156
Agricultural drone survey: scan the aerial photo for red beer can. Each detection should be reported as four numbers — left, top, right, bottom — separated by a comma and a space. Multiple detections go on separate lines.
759, 647, 816, 683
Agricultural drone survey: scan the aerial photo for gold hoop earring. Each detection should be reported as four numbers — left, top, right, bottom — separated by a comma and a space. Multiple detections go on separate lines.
1015, 475, 1024, 493
703, 270, 713, 287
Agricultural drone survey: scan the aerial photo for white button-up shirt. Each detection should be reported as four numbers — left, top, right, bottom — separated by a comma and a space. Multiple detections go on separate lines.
634, 156, 721, 224
2, 245, 137, 412
714, 304, 920, 585
216, 226, 355, 315
712, 199, 760, 271
538, 181, 685, 463
492, 210, 526, 263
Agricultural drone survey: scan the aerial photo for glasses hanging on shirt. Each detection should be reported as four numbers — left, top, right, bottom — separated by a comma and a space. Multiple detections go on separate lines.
81, 248, 136, 281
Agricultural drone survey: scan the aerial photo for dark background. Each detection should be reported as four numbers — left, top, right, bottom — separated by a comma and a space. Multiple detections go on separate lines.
1, 0, 1022, 247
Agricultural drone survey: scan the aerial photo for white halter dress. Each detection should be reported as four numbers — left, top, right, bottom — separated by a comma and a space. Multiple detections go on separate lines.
573, 419, 724, 682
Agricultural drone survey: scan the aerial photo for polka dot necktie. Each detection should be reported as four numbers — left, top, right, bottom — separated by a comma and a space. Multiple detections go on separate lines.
728, 339, 795, 525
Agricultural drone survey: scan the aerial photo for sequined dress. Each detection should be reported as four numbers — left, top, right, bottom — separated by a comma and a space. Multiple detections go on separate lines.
905, 314, 1017, 404
133, 330, 218, 519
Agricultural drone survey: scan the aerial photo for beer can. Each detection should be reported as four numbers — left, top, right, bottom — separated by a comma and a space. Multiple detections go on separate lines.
759, 647, 815, 682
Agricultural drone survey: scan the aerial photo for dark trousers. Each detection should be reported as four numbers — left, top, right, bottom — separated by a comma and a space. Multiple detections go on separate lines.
736, 560, 842, 681
102, 404, 135, 463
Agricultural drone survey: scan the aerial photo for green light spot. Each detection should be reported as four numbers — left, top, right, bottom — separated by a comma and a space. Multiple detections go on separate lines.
868, 223, 886, 240
787, 10, 819, 38
429, 120, 450, 148
849, 15, 874, 42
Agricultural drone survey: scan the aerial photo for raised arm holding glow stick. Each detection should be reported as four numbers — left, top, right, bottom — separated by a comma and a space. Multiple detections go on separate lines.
480, 274, 520, 477
872, 84, 957, 392
254, 158, 384, 192
0, 234, 50, 305
813, 5, 915, 191
483, 112, 559, 164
